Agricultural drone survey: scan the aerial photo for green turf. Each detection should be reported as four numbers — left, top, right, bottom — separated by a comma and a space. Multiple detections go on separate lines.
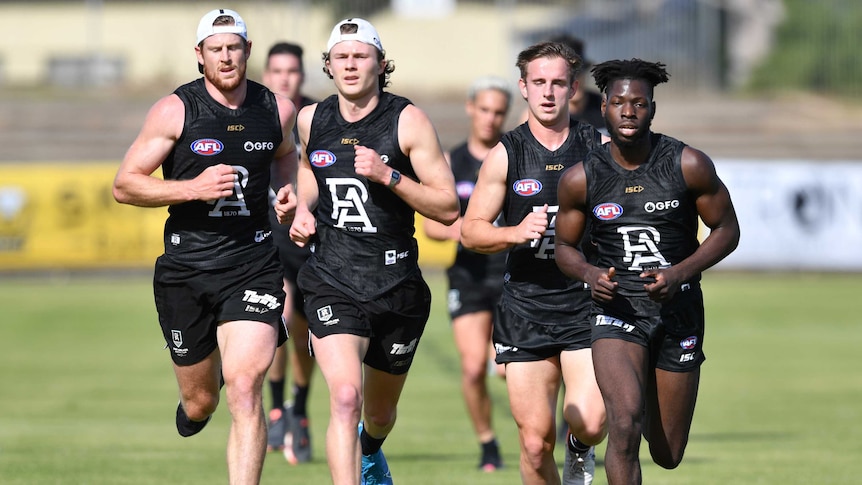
0, 271, 859, 484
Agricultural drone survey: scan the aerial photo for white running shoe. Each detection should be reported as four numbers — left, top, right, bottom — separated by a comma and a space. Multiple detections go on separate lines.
563, 444, 594, 485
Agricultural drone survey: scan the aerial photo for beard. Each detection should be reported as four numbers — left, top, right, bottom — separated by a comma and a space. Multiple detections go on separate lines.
204, 62, 245, 92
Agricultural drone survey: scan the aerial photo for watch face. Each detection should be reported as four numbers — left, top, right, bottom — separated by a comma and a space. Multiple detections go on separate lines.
389, 170, 401, 188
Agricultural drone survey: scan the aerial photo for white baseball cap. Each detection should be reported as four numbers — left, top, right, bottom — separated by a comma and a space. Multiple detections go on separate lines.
326, 18, 383, 53
196, 8, 248, 45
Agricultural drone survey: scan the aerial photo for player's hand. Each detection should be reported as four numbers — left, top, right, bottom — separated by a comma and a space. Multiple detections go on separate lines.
274, 184, 296, 225
515, 204, 549, 243
353, 145, 388, 184
589, 266, 618, 302
642, 269, 680, 302
289, 209, 316, 247
193, 164, 237, 202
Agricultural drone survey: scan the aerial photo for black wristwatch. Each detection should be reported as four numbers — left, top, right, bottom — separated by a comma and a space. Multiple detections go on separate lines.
387, 169, 402, 189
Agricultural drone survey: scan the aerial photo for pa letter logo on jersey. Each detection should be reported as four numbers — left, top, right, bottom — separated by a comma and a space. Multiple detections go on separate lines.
513, 179, 542, 196
593, 202, 623, 220
191, 138, 224, 156
310, 150, 337, 168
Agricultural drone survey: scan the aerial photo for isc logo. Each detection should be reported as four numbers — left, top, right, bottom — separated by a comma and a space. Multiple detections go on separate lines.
190, 138, 224, 156
513, 179, 542, 196
310, 150, 337, 168
593, 202, 623, 220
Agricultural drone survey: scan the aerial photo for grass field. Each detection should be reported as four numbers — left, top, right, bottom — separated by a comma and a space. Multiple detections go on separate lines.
1, 270, 860, 484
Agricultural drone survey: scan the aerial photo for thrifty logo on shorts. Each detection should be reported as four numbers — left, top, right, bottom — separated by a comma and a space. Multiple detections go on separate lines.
242, 290, 281, 312
594, 314, 635, 333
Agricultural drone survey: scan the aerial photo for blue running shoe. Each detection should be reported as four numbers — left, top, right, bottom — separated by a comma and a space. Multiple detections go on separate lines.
359, 422, 393, 485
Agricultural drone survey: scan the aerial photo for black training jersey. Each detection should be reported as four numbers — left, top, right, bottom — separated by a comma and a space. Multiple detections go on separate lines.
449, 142, 506, 283
304, 92, 420, 301
162, 78, 283, 270
501, 119, 601, 321
584, 133, 701, 296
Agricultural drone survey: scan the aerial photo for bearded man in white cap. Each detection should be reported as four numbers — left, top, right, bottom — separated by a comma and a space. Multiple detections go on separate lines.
113, 9, 297, 484
274, 17, 458, 485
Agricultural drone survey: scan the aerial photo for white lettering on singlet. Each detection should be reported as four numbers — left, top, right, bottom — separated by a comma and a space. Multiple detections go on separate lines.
208, 165, 251, 217
530, 205, 558, 260
325, 178, 377, 233
617, 225, 671, 271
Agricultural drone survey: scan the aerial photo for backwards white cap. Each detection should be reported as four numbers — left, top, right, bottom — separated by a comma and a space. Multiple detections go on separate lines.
326, 18, 383, 53
196, 8, 248, 45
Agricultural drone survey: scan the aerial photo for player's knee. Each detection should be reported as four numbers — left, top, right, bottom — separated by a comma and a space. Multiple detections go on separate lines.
184, 394, 219, 421
650, 442, 686, 469
519, 431, 553, 468
461, 359, 487, 384
329, 383, 363, 417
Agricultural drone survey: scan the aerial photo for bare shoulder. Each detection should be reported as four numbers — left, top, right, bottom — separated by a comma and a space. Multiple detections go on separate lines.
296, 103, 318, 136
275, 95, 298, 127
398, 103, 435, 133
140, 94, 184, 138
680, 145, 720, 192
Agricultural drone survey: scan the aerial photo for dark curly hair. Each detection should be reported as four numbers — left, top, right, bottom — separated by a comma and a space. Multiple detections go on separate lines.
591, 59, 670, 96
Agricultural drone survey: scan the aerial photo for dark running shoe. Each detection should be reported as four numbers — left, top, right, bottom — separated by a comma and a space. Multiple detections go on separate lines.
176, 402, 211, 437
290, 412, 312, 463
267, 406, 288, 452
479, 439, 503, 472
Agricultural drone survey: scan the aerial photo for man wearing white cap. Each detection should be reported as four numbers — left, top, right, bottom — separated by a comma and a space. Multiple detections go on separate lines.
275, 17, 458, 485
113, 8, 298, 484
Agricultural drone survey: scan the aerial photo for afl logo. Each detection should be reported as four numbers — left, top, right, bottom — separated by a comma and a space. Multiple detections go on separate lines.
680, 336, 698, 350
310, 150, 337, 168
456, 181, 475, 199
513, 179, 542, 196
593, 202, 623, 220
190, 138, 223, 156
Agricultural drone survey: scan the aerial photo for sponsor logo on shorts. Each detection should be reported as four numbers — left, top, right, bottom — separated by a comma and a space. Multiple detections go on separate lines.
170, 330, 189, 357
494, 343, 519, 354
680, 352, 696, 363
390, 338, 418, 355
447, 289, 461, 314
242, 290, 281, 312
170, 233, 180, 245
594, 314, 635, 333
190, 138, 223, 156
254, 230, 271, 243
680, 336, 698, 350
593, 202, 623, 220
513, 178, 542, 196
316, 305, 340, 326
385, 249, 409, 265
310, 150, 337, 168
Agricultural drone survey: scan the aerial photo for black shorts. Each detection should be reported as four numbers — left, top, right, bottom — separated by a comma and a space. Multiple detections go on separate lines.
153, 251, 287, 366
446, 265, 503, 320
590, 284, 705, 372
298, 265, 431, 375
493, 295, 592, 364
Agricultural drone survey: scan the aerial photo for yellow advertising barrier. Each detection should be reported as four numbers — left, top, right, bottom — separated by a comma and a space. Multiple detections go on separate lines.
0, 162, 455, 270
0, 162, 167, 270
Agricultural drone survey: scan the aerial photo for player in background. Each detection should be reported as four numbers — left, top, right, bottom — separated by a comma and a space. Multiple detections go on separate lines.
555, 58, 740, 484
261, 40, 316, 465
113, 9, 298, 484
423, 75, 512, 472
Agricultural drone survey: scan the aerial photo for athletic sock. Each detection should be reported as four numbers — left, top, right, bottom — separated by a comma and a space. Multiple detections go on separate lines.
269, 378, 285, 411
481, 438, 499, 455
568, 433, 591, 454
292, 384, 310, 416
360, 426, 387, 455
